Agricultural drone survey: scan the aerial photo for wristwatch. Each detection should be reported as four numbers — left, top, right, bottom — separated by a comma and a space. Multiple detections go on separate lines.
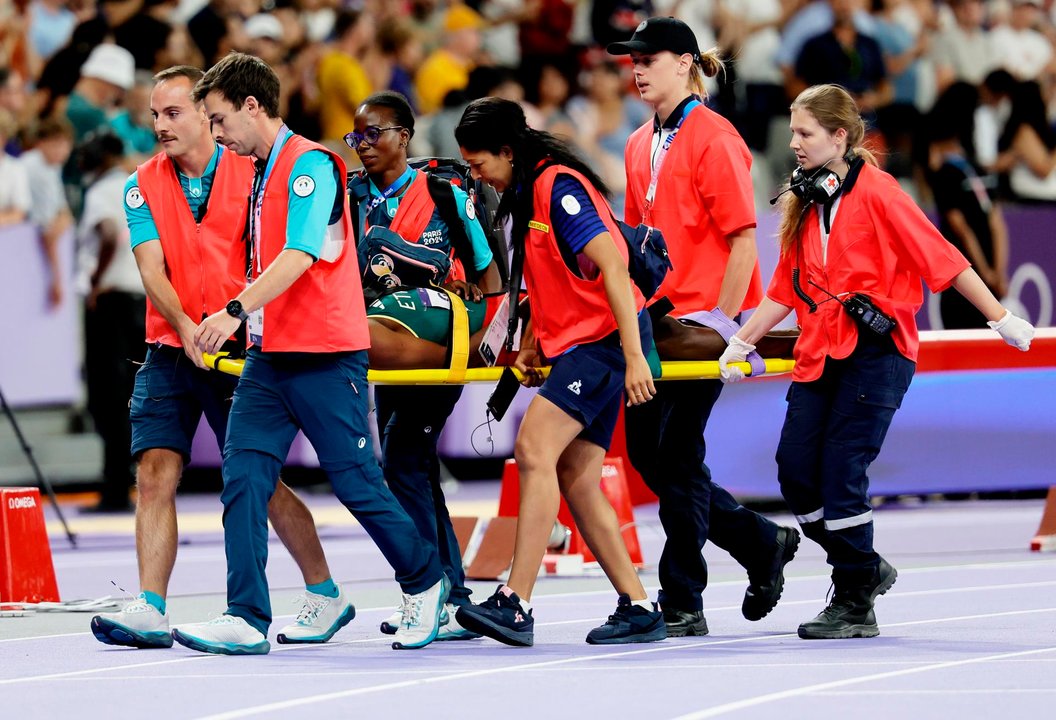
226, 299, 249, 322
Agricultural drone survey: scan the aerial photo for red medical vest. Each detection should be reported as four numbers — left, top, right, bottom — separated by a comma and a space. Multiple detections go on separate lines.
136, 148, 253, 347
524, 164, 644, 358
767, 163, 970, 381
254, 134, 369, 353
624, 102, 763, 315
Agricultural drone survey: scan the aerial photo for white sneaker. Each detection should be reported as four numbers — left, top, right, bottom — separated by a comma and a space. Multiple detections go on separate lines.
277, 585, 356, 644
172, 614, 270, 655
91, 595, 172, 649
437, 603, 481, 641
392, 576, 449, 650
380, 607, 402, 635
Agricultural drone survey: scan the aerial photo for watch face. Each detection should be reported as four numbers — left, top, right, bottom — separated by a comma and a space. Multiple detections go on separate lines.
227, 301, 243, 317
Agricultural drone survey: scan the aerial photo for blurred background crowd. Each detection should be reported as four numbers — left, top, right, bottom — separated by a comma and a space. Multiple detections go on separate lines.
4, 0, 1056, 227
1, 1, 1055, 503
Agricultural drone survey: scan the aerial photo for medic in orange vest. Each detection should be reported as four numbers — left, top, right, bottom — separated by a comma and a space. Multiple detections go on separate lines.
453, 97, 667, 648
177, 53, 449, 656
721, 84, 1035, 641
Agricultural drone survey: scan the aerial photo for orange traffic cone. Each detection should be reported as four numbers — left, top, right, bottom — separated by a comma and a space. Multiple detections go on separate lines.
496, 456, 644, 574
0, 488, 60, 604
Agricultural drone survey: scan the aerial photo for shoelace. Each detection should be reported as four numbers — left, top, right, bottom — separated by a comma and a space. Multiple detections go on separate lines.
400, 593, 424, 629
123, 596, 154, 614
293, 594, 329, 625
206, 615, 241, 626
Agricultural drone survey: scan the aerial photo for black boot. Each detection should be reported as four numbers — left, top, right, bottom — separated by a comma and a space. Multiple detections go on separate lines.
742, 526, 801, 621
798, 566, 884, 640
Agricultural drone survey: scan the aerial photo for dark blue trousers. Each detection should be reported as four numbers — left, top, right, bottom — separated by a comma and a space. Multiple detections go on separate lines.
776, 334, 914, 578
625, 378, 779, 612
222, 349, 443, 635
374, 384, 470, 607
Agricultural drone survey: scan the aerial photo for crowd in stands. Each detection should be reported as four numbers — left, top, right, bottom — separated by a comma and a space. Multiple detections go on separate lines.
2, 1, 1056, 225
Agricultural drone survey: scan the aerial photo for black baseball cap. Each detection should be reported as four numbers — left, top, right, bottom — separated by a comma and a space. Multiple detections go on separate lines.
606, 17, 700, 59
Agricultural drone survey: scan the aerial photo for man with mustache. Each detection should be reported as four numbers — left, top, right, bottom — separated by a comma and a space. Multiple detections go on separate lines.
90, 65, 347, 650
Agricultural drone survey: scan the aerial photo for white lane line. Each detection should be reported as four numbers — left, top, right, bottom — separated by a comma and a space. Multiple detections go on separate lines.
0, 636, 389, 685
670, 645, 1056, 719
191, 607, 1056, 720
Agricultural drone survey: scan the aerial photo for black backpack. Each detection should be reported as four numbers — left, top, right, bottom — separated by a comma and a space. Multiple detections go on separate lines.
347, 157, 508, 287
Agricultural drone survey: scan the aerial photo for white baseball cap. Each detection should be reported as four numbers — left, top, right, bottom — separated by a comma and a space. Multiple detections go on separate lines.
80, 43, 135, 90
245, 14, 283, 41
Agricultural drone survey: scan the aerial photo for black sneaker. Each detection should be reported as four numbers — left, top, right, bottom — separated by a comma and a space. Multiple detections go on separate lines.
586, 594, 667, 645
743, 525, 800, 621
797, 598, 878, 639
454, 586, 534, 647
662, 607, 709, 637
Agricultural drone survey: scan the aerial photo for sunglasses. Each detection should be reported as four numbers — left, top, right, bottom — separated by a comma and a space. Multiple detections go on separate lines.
344, 125, 405, 149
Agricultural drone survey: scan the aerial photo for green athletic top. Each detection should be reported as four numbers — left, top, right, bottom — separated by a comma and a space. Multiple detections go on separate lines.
366, 288, 486, 345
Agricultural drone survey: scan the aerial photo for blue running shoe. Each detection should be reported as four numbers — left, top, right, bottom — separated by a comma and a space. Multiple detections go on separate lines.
586, 594, 666, 645
455, 586, 534, 647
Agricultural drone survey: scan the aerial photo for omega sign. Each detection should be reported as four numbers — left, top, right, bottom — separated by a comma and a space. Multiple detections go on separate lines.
8, 495, 37, 510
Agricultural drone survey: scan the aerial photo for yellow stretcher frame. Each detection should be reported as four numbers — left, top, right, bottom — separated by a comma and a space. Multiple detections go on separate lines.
203, 290, 795, 383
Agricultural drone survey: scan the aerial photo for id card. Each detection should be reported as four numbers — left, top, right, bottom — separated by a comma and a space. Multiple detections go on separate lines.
247, 279, 263, 346
478, 294, 520, 367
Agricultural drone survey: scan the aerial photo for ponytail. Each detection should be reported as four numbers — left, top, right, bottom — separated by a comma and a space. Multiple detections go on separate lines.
689, 47, 724, 99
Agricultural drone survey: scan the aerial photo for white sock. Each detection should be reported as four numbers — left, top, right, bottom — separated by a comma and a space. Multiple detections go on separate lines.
631, 598, 653, 611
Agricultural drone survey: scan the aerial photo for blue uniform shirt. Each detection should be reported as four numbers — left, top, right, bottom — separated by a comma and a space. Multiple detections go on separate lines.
125, 144, 223, 249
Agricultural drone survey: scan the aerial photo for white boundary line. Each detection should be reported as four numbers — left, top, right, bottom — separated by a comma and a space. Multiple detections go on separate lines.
670, 644, 1056, 719
188, 607, 1056, 720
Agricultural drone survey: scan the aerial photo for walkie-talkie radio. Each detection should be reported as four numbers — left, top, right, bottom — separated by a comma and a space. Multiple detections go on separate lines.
842, 293, 896, 336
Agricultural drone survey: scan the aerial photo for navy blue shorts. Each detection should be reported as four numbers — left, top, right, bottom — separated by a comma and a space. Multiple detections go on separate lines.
129, 344, 237, 462
539, 311, 653, 450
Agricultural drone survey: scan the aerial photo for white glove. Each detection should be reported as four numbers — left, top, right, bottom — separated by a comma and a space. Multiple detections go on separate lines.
719, 336, 757, 383
987, 310, 1034, 351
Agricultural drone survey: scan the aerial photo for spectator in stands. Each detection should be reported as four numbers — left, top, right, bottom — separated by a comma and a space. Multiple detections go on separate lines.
27, 0, 79, 62
720, 0, 790, 153
518, 0, 577, 69
990, 0, 1054, 82
65, 42, 136, 142
567, 58, 651, 213
316, 9, 375, 143
426, 65, 524, 159
870, 0, 928, 176
521, 61, 577, 138
109, 71, 160, 156
76, 132, 146, 513
992, 79, 1056, 202
415, 4, 485, 115
21, 117, 75, 308
0, 109, 31, 226
794, 0, 891, 117
777, 0, 876, 101
932, 0, 997, 91
113, 0, 178, 71
926, 83, 1010, 328
367, 18, 424, 112
0, 68, 32, 154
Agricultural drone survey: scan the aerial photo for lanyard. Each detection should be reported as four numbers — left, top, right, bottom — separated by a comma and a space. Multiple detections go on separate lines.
365, 166, 415, 215
644, 98, 702, 214
248, 124, 292, 276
